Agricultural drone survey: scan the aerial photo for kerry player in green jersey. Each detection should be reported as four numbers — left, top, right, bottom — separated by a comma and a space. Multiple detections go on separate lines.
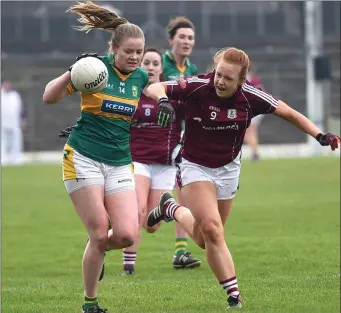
163, 16, 201, 269
43, 2, 148, 312
162, 17, 198, 80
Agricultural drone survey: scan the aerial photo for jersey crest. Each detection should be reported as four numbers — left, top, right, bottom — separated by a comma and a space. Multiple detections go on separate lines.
227, 109, 237, 119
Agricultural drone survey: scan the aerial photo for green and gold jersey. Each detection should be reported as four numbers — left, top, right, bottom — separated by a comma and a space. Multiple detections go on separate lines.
66, 54, 149, 166
162, 50, 198, 81
162, 51, 198, 137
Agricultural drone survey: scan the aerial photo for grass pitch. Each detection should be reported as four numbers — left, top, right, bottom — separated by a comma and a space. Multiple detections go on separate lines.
2, 157, 340, 313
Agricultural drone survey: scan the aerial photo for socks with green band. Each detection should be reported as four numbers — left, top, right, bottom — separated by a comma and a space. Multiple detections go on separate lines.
175, 237, 188, 256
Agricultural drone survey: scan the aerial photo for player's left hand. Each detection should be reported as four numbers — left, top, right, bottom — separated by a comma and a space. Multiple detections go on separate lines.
157, 97, 175, 127
59, 126, 75, 138
75, 53, 101, 61
69, 53, 101, 72
315, 133, 340, 150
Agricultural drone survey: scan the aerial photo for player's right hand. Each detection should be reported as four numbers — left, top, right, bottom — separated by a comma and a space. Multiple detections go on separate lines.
157, 97, 175, 127
315, 133, 340, 150
69, 53, 101, 71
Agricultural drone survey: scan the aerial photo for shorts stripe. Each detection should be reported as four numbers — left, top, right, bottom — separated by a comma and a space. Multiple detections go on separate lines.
175, 163, 183, 189
130, 163, 134, 174
63, 144, 77, 180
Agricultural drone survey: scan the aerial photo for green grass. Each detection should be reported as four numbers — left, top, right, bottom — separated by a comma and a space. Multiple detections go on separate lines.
2, 157, 340, 313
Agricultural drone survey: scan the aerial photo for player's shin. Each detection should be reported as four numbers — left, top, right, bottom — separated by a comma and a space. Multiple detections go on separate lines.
82, 240, 105, 298
202, 229, 241, 302
173, 207, 195, 237
122, 229, 141, 274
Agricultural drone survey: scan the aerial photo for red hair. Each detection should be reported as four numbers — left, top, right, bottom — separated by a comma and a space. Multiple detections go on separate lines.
213, 47, 250, 82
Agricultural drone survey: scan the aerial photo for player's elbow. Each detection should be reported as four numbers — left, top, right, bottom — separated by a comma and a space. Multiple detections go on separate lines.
43, 96, 56, 104
43, 91, 58, 104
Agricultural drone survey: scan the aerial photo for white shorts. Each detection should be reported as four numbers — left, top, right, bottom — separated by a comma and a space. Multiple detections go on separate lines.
62, 144, 135, 195
176, 152, 241, 200
133, 162, 176, 190
251, 114, 264, 127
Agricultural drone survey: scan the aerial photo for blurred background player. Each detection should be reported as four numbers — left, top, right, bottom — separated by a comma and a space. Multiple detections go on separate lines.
43, 2, 148, 312
145, 47, 340, 308
1, 80, 26, 166
244, 66, 264, 160
122, 48, 201, 274
162, 16, 201, 268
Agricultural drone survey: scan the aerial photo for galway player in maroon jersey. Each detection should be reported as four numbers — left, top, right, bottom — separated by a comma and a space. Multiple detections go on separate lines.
145, 47, 340, 308
122, 48, 201, 274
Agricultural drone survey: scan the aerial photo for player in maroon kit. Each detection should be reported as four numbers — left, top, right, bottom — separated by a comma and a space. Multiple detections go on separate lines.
145, 47, 340, 308
122, 48, 201, 274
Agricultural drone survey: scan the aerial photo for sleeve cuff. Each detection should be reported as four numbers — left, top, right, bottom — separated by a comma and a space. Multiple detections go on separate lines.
66, 81, 77, 95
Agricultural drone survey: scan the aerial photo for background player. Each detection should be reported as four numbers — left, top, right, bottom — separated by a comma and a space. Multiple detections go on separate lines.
162, 16, 201, 267
145, 47, 340, 309
121, 48, 201, 274
1, 80, 26, 166
43, 2, 148, 312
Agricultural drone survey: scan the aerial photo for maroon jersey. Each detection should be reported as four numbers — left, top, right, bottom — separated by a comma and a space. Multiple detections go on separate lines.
166, 72, 279, 168
130, 94, 184, 164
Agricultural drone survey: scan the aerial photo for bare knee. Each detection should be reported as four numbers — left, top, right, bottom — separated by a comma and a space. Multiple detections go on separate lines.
109, 229, 136, 248
119, 234, 135, 248
89, 233, 108, 252
143, 224, 160, 233
115, 232, 135, 248
200, 220, 225, 245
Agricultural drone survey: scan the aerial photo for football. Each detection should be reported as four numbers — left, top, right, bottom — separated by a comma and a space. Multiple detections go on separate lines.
70, 56, 109, 94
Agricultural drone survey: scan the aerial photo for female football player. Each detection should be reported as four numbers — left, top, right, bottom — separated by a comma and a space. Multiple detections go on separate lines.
121, 48, 201, 274
145, 47, 340, 309
43, 2, 148, 312
58, 16, 202, 271
162, 16, 201, 269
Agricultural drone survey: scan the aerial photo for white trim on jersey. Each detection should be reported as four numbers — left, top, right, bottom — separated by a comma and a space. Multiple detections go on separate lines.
186, 77, 211, 84
165, 80, 178, 86
165, 77, 211, 86
165, 75, 211, 100
242, 83, 278, 108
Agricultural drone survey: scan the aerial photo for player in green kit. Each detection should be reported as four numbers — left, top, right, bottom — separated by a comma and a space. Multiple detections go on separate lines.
43, 2, 148, 312
65, 52, 148, 165
163, 17, 201, 269
163, 17, 198, 80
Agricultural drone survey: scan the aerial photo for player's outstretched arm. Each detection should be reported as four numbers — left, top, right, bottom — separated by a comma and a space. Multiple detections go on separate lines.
43, 71, 72, 104
145, 82, 168, 101
145, 82, 175, 127
273, 100, 340, 150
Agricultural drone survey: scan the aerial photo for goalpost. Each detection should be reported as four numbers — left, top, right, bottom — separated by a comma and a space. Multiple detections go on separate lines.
305, 1, 325, 155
